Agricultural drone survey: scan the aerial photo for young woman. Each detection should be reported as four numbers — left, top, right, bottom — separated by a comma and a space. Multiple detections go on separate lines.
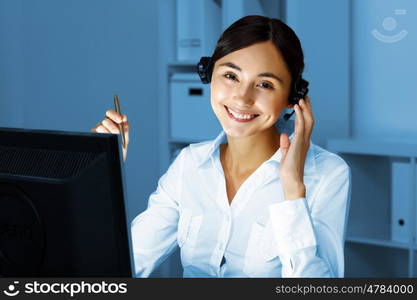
92, 15, 351, 278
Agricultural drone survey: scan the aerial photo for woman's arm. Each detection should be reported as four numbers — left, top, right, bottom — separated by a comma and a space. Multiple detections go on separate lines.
269, 163, 351, 277
130, 147, 187, 277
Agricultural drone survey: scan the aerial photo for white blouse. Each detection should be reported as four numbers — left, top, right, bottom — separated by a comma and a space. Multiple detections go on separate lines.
131, 130, 352, 277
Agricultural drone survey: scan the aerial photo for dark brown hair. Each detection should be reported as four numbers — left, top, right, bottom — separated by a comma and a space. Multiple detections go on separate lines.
211, 15, 305, 88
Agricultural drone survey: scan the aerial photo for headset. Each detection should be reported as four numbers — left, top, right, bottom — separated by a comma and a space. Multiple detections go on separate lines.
197, 56, 309, 121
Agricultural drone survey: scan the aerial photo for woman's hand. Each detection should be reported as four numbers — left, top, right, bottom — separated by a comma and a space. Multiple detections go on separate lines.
279, 96, 314, 200
91, 110, 130, 162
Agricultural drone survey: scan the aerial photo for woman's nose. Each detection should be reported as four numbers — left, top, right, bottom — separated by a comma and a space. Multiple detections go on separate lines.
232, 84, 254, 107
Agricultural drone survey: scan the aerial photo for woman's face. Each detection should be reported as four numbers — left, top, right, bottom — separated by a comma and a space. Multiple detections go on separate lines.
210, 41, 292, 138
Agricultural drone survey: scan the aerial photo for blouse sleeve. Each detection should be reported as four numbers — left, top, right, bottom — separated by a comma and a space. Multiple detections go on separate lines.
130, 147, 187, 277
268, 163, 352, 277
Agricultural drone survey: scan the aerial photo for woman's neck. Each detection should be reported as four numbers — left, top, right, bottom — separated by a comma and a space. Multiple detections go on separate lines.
220, 127, 281, 176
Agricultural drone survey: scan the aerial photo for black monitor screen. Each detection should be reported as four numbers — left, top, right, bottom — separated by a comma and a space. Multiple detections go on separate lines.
0, 127, 132, 277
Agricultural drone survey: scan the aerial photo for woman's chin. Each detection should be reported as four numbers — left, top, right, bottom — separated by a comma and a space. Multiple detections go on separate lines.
221, 120, 277, 139
222, 125, 257, 138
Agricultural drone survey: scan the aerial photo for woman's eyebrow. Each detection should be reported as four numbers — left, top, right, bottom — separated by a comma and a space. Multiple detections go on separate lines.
218, 62, 242, 71
218, 62, 284, 84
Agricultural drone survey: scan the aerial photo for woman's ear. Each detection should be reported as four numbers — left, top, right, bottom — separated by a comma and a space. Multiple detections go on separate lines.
286, 102, 294, 109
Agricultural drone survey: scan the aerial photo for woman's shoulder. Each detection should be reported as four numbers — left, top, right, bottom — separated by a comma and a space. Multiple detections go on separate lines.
311, 142, 350, 176
166, 139, 215, 174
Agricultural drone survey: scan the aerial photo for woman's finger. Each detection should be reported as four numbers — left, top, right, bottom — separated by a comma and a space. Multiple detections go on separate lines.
303, 95, 311, 109
298, 98, 314, 143
298, 99, 314, 127
102, 117, 120, 134
280, 132, 290, 161
106, 109, 124, 124
122, 120, 129, 132
299, 98, 312, 114
293, 103, 305, 136
297, 101, 313, 151
91, 122, 101, 132
95, 124, 109, 133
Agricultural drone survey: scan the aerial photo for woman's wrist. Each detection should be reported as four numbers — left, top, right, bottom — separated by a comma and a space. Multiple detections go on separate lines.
283, 182, 306, 200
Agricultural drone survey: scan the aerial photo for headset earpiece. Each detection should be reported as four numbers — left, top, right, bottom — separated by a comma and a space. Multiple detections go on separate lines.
197, 56, 213, 84
289, 77, 309, 105
284, 77, 309, 121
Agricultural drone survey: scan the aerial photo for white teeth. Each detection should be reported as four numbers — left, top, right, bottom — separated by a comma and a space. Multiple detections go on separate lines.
227, 106, 256, 120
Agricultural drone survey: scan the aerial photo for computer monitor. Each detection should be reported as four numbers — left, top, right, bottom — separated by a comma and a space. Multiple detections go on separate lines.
0, 127, 133, 277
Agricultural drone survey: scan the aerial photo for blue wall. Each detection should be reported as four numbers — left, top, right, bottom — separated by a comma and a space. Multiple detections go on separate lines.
285, 0, 351, 145
352, 0, 417, 139
0, 0, 159, 228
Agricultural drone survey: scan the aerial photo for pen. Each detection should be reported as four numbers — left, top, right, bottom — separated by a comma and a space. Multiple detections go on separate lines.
113, 94, 126, 149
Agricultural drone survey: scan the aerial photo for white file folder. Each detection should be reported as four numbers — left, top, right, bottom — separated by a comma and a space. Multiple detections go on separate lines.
170, 73, 221, 141
391, 161, 411, 243
176, 0, 221, 61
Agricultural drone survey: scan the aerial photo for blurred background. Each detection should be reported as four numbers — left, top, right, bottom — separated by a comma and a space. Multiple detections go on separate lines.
0, 0, 416, 277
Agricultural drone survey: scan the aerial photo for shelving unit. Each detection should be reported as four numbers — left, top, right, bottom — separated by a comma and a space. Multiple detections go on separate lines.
156, 0, 284, 277
344, 243, 409, 277
414, 250, 417, 275
326, 138, 417, 277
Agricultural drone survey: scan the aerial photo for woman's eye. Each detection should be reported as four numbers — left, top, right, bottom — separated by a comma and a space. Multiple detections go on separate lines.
224, 73, 237, 81
259, 82, 273, 89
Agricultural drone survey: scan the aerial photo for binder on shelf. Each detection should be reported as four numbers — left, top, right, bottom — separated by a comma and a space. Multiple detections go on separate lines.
176, 0, 221, 61
391, 161, 411, 243
169, 73, 222, 142
221, 0, 263, 29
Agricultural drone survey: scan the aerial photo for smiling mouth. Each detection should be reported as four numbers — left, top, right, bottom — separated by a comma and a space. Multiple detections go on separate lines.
224, 105, 260, 122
